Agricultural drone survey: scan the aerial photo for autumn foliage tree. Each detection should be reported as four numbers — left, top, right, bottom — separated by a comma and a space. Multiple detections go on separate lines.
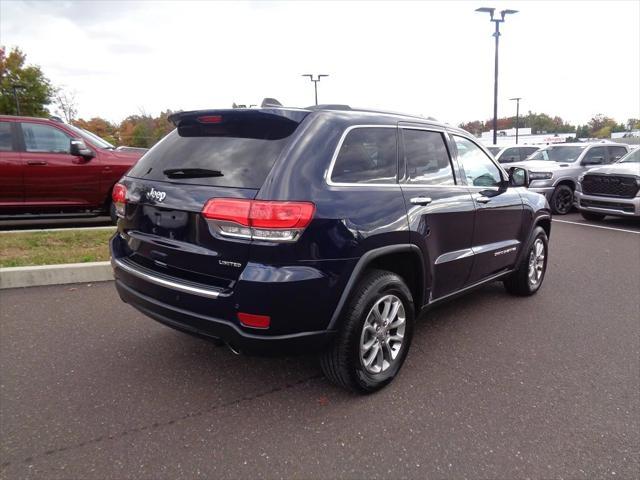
0, 46, 55, 116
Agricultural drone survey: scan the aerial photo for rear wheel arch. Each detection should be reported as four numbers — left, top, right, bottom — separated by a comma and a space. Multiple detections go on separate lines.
328, 245, 425, 331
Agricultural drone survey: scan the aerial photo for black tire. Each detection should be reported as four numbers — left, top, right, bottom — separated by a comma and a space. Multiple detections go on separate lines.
109, 201, 118, 225
550, 184, 574, 215
320, 269, 414, 394
504, 226, 549, 296
580, 211, 605, 221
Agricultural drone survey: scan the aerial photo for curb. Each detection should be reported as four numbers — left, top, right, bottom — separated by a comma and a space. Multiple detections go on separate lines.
0, 261, 113, 289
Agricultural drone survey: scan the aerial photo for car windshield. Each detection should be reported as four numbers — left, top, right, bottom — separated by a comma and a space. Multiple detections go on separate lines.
487, 146, 501, 155
618, 149, 640, 163
528, 145, 586, 162
67, 125, 115, 149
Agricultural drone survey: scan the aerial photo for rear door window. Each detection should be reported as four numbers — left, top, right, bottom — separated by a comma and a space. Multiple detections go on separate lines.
402, 129, 455, 185
21, 123, 71, 153
330, 127, 397, 184
607, 146, 628, 163
127, 116, 299, 189
520, 147, 538, 160
499, 147, 520, 163
0, 122, 12, 151
582, 146, 606, 165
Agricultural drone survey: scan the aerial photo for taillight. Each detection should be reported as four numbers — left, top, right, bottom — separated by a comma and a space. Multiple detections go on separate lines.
112, 183, 127, 218
202, 198, 315, 242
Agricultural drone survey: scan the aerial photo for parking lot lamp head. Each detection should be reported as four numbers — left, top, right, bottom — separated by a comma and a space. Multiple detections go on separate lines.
301, 74, 329, 106
476, 7, 518, 145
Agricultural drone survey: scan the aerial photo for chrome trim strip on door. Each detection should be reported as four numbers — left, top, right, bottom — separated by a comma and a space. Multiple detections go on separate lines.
111, 257, 222, 299
434, 240, 520, 265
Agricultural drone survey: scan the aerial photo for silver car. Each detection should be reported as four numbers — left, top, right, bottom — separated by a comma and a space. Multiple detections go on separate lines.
509, 142, 630, 214
575, 148, 640, 220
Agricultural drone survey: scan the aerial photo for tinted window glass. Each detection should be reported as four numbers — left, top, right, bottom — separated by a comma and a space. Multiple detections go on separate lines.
402, 129, 454, 185
529, 146, 585, 162
331, 127, 397, 184
583, 146, 606, 164
498, 147, 520, 163
128, 128, 292, 189
454, 136, 502, 187
0, 122, 12, 151
608, 146, 628, 163
520, 147, 538, 160
22, 123, 71, 153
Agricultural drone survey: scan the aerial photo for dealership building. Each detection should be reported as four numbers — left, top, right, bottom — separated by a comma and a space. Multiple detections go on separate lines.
479, 128, 574, 147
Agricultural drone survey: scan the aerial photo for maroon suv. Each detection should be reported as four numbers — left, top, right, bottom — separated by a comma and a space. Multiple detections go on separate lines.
0, 115, 144, 222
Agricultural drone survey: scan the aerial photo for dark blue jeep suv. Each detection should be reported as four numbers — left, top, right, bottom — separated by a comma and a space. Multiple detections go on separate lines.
110, 105, 551, 393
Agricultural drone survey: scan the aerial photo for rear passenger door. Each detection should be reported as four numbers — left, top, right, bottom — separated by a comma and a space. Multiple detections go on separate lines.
0, 120, 23, 207
451, 135, 524, 284
398, 125, 476, 300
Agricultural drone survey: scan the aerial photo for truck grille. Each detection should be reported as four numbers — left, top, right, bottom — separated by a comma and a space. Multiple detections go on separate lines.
581, 175, 639, 198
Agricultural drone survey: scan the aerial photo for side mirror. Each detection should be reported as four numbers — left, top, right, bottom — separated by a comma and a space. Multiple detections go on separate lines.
582, 156, 603, 166
70, 139, 95, 160
508, 166, 529, 188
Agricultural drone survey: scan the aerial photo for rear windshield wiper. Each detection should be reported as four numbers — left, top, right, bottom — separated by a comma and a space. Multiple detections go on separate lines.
163, 168, 224, 179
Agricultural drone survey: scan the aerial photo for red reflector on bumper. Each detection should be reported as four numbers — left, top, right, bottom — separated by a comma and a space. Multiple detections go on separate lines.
237, 312, 271, 329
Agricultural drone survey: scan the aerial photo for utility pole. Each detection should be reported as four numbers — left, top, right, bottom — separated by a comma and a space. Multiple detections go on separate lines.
11, 84, 26, 115
476, 7, 518, 145
301, 74, 329, 106
509, 97, 522, 144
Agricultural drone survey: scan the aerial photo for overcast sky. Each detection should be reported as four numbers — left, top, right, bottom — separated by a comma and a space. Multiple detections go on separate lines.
1, 0, 639, 126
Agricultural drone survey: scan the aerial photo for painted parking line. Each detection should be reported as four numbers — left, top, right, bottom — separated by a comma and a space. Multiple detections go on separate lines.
553, 218, 640, 235
0, 226, 116, 234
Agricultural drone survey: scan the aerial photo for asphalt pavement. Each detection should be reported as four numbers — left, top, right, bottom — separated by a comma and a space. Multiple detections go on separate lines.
1, 215, 639, 479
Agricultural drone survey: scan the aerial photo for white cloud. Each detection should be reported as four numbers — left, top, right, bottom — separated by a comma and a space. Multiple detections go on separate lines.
2, 0, 639, 126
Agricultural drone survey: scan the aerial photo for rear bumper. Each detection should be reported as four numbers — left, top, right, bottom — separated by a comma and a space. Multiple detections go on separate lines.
114, 278, 336, 355
575, 191, 639, 217
110, 234, 347, 355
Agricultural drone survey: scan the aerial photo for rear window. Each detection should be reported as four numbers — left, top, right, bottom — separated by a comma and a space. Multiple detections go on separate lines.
127, 116, 299, 189
330, 127, 397, 184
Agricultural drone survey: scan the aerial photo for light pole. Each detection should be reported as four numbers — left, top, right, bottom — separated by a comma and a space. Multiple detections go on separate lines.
301, 74, 329, 106
11, 84, 26, 115
509, 97, 522, 144
476, 7, 518, 145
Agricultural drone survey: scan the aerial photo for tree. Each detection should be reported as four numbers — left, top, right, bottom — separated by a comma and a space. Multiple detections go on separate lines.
626, 118, 640, 131
72, 117, 118, 145
0, 46, 54, 116
54, 87, 78, 122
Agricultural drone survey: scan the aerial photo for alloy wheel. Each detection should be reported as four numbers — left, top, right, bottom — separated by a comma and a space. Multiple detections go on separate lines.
528, 238, 546, 287
359, 294, 406, 374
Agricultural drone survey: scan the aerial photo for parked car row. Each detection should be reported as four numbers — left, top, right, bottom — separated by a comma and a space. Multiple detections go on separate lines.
0, 115, 144, 222
487, 142, 633, 215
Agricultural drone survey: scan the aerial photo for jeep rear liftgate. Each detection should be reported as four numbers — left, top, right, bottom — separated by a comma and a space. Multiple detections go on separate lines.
112, 109, 309, 288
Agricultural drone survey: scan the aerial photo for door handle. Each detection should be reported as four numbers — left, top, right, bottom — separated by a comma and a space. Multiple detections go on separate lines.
410, 196, 433, 206
27, 161, 47, 166
475, 196, 491, 204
